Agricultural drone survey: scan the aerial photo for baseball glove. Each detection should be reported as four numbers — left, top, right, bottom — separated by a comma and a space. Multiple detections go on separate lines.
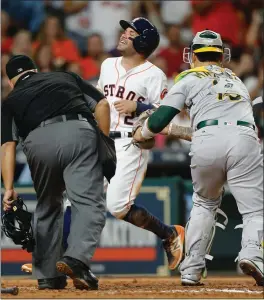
124, 109, 156, 150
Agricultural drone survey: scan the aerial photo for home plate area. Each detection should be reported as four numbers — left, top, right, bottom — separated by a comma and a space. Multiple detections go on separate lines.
1, 276, 263, 299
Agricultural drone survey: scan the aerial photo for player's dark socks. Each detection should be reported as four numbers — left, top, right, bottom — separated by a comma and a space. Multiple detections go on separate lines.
123, 204, 175, 240
63, 206, 71, 251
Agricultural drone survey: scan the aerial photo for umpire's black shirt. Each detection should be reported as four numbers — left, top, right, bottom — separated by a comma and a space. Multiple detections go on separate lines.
1, 71, 105, 145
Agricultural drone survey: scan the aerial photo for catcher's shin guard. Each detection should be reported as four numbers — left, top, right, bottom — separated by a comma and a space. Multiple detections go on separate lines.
180, 203, 228, 284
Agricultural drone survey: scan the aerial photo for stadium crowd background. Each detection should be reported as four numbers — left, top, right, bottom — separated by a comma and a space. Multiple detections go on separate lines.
1, 0, 263, 184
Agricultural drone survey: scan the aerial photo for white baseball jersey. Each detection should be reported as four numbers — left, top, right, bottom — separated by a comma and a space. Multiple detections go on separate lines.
97, 56, 168, 219
97, 57, 168, 132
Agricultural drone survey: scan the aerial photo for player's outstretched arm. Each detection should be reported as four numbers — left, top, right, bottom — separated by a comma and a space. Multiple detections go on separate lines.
161, 123, 193, 141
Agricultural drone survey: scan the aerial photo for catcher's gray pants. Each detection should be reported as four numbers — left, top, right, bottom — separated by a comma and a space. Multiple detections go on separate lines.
180, 125, 263, 276
22, 120, 105, 279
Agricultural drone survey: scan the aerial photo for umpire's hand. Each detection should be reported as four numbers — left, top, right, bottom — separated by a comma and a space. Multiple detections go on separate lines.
2, 189, 18, 211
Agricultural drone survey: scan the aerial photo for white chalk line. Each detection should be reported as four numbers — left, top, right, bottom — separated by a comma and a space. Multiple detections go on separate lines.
161, 288, 263, 294
104, 288, 263, 295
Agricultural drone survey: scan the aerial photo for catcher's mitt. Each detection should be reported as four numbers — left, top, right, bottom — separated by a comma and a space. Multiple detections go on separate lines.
124, 109, 156, 150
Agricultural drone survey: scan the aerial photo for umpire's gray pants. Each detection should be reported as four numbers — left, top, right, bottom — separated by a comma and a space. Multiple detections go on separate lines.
22, 120, 105, 279
180, 125, 263, 276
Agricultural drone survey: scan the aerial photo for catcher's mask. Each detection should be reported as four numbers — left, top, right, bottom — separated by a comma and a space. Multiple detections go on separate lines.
183, 30, 231, 65
1, 197, 35, 252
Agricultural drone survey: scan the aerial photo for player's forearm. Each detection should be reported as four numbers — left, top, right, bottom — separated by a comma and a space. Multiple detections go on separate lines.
94, 99, 110, 136
1, 142, 16, 190
148, 106, 180, 133
164, 123, 193, 141
140, 106, 180, 139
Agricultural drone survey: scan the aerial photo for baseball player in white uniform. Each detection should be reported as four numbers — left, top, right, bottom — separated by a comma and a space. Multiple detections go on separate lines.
96, 17, 184, 270
133, 30, 263, 286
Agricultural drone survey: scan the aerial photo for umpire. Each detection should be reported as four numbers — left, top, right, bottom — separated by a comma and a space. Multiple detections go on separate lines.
1, 55, 111, 290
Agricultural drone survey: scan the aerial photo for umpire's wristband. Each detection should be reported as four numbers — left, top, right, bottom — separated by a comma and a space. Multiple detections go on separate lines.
141, 119, 155, 139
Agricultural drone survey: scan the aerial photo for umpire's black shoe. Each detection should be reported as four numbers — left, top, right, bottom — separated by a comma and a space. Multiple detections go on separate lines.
38, 276, 67, 290
56, 256, 98, 290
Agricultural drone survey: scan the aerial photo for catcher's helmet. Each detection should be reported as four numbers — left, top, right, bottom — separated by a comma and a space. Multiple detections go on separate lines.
183, 30, 231, 64
119, 17, 160, 57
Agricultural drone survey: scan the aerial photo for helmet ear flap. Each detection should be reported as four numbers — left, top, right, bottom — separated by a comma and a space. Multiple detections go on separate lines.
132, 35, 149, 55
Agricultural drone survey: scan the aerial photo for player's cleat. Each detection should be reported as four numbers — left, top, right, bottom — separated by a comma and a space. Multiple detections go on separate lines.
181, 274, 203, 286
21, 263, 32, 274
56, 256, 98, 290
239, 259, 264, 286
162, 225, 185, 270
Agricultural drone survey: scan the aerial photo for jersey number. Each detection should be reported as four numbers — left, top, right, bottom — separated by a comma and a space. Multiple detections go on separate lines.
217, 93, 242, 101
124, 112, 136, 125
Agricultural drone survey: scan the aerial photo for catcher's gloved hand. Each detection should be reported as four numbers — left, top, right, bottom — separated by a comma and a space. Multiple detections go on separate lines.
124, 109, 156, 151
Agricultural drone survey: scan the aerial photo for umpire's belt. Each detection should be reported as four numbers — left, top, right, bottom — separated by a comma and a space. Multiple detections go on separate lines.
196, 120, 255, 131
109, 131, 132, 139
38, 114, 89, 127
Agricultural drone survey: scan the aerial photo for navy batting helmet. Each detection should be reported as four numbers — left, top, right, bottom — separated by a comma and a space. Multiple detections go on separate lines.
119, 17, 160, 58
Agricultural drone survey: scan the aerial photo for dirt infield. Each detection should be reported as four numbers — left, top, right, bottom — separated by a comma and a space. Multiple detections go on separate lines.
1, 276, 263, 299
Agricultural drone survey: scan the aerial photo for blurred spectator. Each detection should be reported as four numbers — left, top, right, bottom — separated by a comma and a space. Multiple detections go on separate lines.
65, 62, 83, 77
151, 56, 168, 76
228, 51, 255, 81
156, 25, 186, 78
2, 0, 45, 33
108, 29, 123, 57
160, 1, 193, 44
11, 30, 33, 57
87, 34, 109, 66
34, 44, 55, 72
160, 1, 192, 27
1, 10, 13, 54
245, 61, 264, 101
64, 1, 90, 53
246, 10, 263, 50
45, 0, 65, 23
80, 33, 109, 80
191, 0, 245, 47
132, 1, 164, 33
34, 15, 80, 63
89, 1, 132, 51
131, 1, 169, 50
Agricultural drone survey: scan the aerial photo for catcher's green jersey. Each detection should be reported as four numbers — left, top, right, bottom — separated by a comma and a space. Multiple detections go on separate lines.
162, 65, 255, 129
